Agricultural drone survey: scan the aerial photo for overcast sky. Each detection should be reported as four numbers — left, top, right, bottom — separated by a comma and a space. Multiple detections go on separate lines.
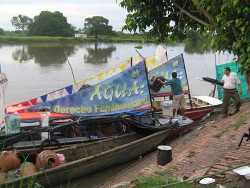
0, 0, 127, 31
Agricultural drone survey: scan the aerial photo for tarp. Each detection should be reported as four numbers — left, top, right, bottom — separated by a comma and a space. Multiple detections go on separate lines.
5, 85, 74, 114
216, 61, 250, 100
31, 61, 151, 116
5, 54, 160, 114
148, 54, 189, 96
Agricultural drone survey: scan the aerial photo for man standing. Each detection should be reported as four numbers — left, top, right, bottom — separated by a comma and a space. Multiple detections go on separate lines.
222, 67, 241, 116
165, 72, 185, 116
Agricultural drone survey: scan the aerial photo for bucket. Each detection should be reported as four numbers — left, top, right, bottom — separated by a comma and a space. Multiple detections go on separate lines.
161, 101, 173, 117
157, 145, 172, 166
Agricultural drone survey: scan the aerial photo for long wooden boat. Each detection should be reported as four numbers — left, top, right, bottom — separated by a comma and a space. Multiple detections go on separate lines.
2, 129, 172, 187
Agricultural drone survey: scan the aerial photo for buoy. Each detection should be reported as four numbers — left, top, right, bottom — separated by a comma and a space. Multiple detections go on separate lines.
36, 150, 60, 170
0, 151, 21, 172
157, 145, 172, 166
20, 162, 37, 177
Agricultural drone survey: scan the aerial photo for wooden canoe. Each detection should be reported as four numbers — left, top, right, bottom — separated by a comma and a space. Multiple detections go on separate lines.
1, 130, 171, 187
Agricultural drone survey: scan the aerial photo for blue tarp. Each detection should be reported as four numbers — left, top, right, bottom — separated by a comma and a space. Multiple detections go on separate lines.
31, 61, 151, 116
148, 54, 189, 94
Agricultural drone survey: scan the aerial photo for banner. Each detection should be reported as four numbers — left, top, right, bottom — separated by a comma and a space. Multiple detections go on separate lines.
75, 61, 130, 88
6, 54, 161, 114
216, 61, 250, 100
32, 61, 151, 116
5, 85, 74, 114
148, 54, 189, 95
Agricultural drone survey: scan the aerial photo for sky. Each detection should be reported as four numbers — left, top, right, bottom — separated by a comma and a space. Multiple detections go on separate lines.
0, 0, 128, 31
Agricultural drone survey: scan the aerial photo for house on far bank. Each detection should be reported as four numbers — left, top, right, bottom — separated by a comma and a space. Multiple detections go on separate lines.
75, 33, 87, 38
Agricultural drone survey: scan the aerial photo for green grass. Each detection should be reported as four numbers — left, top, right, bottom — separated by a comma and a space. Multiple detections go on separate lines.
232, 114, 248, 130
134, 174, 198, 188
214, 113, 249, 138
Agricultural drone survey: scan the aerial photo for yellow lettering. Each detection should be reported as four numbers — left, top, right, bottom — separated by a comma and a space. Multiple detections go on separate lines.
90, 85, 102, 101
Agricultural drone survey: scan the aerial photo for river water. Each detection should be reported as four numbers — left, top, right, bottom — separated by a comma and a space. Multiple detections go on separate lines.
0, 42, 233, 105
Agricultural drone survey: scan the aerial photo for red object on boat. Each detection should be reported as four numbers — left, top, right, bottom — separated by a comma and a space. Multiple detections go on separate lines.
18, 112, 72, 121
5, 98, 41, 114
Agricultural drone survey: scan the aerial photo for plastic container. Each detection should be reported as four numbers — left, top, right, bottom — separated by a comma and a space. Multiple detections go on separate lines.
161, 101, 173, 117
41, 112, 50, 127
176, 115, 183, 125
157, 145, 172, 166
5, 115, 21, 135
41, 112, 50, 140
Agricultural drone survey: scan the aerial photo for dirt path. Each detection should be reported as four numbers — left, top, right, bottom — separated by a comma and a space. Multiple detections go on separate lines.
102, 103, 250, 188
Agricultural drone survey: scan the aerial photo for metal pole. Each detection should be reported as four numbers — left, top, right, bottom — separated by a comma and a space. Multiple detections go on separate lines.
143, 61, 153, 110
64, 52, 77, 85
182, 54, 193, 108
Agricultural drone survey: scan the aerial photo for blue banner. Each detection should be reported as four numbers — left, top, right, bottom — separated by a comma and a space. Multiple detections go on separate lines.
32, 61, 151, 116
148, 54, 189, 95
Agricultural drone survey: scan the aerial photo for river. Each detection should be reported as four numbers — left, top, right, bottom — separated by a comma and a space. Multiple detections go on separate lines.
0, 42, 233, 105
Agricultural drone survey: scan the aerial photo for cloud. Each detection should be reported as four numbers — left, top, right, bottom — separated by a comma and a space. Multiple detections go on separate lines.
0, 0, 127, 30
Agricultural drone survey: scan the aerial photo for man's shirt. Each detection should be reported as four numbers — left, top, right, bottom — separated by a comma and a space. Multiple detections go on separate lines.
165, 78, 183, 95
222, 72, 240, 89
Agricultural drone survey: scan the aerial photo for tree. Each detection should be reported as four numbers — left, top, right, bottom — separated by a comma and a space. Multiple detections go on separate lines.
0, 28, 4, 35
84, 16, 113, 39
28, 11, 74, 37
120, 0, 250, 72
11, 15, 33, 32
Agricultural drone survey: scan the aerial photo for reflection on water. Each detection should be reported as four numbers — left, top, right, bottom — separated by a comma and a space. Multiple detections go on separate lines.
28, 44, 76, 67
84, 43, 116, 64
12, 46, 33, 63
12, 44, 76, 67
11, 43, 116, 66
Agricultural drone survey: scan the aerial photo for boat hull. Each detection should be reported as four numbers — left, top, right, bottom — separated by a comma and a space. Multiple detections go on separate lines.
2, 130, 170, 187
185, 107, 212, 121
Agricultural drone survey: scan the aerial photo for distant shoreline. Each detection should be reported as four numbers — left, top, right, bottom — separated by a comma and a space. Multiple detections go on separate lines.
0, 35, 156, 44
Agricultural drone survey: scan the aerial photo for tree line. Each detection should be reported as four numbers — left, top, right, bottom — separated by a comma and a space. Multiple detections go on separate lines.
0, 11, 114, 39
